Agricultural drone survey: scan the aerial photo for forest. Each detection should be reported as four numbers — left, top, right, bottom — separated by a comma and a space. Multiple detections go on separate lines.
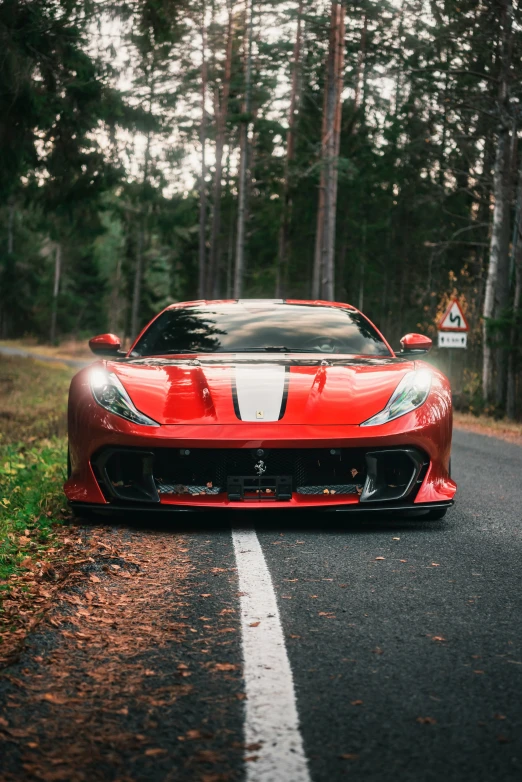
1, 0, 522, 418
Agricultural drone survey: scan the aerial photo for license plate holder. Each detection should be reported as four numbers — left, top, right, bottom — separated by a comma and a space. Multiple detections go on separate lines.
227, 475, 292, 501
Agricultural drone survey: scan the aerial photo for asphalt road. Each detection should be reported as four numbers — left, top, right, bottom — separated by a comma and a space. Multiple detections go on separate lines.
1, 427, 522, 781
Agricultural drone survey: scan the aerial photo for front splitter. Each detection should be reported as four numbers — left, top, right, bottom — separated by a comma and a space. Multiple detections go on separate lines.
70, 500, 454, 515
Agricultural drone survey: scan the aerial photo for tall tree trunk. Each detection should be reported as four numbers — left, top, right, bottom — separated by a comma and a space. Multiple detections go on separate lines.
233, 0, 255, 299
207, 2, 234, 297
358, 220, 366, 311
507, 157, 522, 419
198, 8, 208, 300
131, 222, 144, 340
350, 12, 367, 134
109, 255, 123, 334
50, 243, 62, 344
325, 3, 345, 300
7, 198, 14, 255
482, 0, 512, 404
494, 113, 517, 405
276, 0, 303, 297
131, 120, 152, 339
312, 89, 328, 299
313, 1, 345, 301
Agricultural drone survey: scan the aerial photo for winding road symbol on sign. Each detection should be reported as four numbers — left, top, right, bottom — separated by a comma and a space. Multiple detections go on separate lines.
449, 311, 462, 327
438, 299, 469, 332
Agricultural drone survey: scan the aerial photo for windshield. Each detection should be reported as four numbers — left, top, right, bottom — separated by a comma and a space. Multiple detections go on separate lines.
132, 303, 392, 357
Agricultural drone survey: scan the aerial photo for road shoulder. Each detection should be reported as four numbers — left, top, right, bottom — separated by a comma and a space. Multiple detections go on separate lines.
453, 412, 522, 447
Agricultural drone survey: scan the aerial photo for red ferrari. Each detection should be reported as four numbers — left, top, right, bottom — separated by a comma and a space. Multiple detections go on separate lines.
65, 299, 456, 517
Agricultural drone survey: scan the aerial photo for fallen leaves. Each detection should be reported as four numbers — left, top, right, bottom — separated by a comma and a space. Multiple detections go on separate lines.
185, 729, 203, 740
0, 525, 247, 781
431, 635, 447, 643
42, 693, 68, 705
417, 716, 437, 725
350, 700, 363, 706
249, 621, 260, 628
374, 556, 385, 561
340, 753, 360, 760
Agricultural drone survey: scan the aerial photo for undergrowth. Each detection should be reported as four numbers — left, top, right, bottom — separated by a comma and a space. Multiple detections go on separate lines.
0, 356, 76, 589
0, 440, 67, 583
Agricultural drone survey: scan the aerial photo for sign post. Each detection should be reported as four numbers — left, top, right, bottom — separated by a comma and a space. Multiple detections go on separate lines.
437, 298, 469, 384
437, 298, 469, 348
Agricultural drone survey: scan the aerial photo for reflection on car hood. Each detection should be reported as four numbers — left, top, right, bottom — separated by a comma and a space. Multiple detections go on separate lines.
108, 355, 415, 426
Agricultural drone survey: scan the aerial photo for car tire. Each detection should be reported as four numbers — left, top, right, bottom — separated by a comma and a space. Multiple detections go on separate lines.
424, 507, 447, 520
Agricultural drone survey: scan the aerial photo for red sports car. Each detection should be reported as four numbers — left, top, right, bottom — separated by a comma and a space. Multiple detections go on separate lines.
65, 299, 456, 517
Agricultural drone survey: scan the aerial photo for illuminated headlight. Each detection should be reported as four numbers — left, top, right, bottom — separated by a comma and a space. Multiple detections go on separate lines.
90, 369, 159, 426
360, 369, 432, 427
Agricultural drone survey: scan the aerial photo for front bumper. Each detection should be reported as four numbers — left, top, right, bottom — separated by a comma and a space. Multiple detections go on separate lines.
65, 423, 456, 510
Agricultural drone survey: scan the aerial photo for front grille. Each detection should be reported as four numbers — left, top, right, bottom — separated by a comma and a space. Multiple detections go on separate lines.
153, 448, 367, 495
92, 446, 427, 504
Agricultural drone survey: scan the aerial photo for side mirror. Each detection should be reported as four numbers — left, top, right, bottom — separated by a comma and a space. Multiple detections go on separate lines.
400, 333, 432, 354
89, 333, 122, 356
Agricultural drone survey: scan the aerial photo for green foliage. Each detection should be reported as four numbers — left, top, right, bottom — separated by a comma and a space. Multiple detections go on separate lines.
0, 356, 74, 589
0, 440, 66, 584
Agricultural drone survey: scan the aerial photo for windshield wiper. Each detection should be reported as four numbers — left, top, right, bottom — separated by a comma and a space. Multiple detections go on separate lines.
137, 346, 328, 357
225, 346, 317, 353
135, 349, 202, 356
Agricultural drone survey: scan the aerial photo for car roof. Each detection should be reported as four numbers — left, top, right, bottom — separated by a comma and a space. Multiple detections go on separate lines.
165, 299, 359, 312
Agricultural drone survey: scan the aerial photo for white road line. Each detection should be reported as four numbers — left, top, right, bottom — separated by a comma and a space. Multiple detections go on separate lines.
232, 527, 311, 782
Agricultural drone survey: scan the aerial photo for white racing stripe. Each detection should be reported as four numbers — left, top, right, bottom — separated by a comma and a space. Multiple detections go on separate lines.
235, 364, 286, 421
232, 527, 311, 782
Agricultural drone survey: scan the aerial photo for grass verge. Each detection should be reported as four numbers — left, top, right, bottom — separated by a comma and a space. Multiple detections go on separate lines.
0, 356, 75, 587
453, 411, 522, 445
0, 337, 93, 361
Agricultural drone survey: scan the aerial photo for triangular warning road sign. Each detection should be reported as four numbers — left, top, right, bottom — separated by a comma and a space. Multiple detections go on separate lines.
438, 299, 469, 332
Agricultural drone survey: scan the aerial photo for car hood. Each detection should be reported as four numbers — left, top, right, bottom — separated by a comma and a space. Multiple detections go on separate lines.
108, 356, 415, 426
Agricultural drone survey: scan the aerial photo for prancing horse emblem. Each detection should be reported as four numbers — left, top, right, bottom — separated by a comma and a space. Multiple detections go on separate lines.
255, 460, 266, 476
256, 409, 264, 419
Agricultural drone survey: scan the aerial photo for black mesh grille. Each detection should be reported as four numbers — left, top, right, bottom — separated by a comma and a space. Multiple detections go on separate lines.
92, 446, 427, 504
151, 448, 366, 493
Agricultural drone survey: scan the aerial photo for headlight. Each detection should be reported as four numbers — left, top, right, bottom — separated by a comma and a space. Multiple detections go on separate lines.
90, 368, 159, 426
360, 369, 432, 427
